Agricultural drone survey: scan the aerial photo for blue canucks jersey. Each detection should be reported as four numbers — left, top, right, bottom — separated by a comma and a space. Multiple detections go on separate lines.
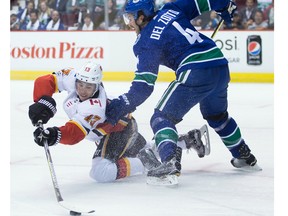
125, 0, 230, 110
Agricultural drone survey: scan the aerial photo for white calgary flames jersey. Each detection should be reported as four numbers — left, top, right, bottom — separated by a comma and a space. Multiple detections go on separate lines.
54, 67, 107, 143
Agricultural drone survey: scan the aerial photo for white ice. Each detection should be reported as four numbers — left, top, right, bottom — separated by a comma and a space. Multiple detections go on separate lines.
11, 81, 274, 216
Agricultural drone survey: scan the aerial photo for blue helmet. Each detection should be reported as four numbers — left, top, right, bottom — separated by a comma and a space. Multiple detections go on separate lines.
124, 0, 155, 21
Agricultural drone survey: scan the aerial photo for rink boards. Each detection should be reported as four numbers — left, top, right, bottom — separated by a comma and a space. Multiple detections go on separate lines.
10, 31, 274, 83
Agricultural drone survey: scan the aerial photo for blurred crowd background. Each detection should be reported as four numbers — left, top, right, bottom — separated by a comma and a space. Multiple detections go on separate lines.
10, 0, 274, 31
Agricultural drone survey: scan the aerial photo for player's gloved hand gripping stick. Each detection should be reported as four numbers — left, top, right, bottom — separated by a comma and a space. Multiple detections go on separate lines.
212, 1, 237, 39
35, 120, 95, 215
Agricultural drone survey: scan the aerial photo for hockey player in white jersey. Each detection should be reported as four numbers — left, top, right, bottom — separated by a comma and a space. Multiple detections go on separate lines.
28, 61, 209, 184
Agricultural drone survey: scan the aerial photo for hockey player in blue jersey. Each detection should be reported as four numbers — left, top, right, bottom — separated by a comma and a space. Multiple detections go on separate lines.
106, 0, 261, 184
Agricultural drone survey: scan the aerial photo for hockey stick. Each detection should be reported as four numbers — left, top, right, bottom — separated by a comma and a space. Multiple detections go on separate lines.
211, 19, 224, 39
36, 121, 95, 215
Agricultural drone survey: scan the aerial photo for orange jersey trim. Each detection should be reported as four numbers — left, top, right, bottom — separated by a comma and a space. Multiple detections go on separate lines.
33, 74, 56, 102
52, 74, 59, 93
116, 158, 131, 179
59, 120, 87, 145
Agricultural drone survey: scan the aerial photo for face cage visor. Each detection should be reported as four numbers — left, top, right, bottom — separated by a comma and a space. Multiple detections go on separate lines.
123, 12, 137, 25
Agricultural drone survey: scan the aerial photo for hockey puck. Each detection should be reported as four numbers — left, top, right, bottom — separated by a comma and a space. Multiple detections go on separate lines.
70, 210, 81, 215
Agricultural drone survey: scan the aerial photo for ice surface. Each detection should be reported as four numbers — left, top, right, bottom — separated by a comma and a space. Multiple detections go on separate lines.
11, 81, 274, 216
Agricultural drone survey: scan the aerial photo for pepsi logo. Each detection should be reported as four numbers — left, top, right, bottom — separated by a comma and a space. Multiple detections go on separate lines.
248, 41, 261, 56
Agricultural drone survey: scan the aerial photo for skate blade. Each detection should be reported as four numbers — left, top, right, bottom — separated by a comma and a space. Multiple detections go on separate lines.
236, 164, 263, 172
200, 124, 211, 155
146, 175, 179, 186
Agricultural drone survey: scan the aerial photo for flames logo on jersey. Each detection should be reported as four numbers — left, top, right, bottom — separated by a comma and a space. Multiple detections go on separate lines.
84, 114, 101, 127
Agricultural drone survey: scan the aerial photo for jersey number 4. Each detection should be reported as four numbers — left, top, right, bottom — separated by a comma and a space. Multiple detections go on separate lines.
172, 21, 203, 44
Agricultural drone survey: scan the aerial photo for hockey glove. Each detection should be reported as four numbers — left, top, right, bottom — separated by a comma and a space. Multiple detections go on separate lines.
106, 94, 136, 125
216, 1, 237, 24
33, 127, 61, 147
29, 95, 57, 126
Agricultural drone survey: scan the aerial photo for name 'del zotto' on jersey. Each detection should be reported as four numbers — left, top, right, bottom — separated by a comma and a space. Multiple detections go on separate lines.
150, 9, 180, 40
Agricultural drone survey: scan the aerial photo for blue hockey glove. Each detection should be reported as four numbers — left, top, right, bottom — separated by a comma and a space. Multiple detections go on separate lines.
216, 1, 237, 24
106, 94, 136, 125
29, 95, 57, 126
33, 127, 61, 147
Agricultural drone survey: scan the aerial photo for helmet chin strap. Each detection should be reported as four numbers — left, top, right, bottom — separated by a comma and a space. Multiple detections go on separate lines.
92, 84, 99, 96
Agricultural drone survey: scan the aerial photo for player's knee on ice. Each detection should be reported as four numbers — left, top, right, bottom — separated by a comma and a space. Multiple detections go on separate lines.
89, 158, 117, 183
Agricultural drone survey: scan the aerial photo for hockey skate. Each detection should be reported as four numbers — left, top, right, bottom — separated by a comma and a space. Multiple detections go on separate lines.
178, 124, 210, 157
137, 148, 161, 171
146, 147, 182, 186
231, 143, 262, 171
